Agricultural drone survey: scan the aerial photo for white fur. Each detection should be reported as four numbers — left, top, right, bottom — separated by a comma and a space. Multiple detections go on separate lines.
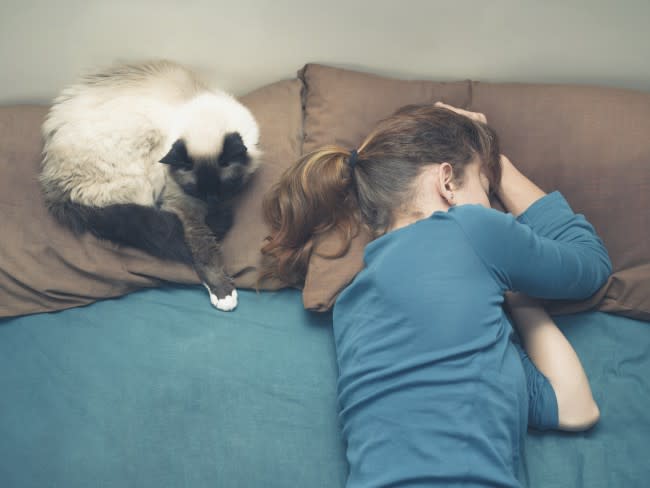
203, 284, 238, 312
172, 93, 261, 165
41, 60, 260, 207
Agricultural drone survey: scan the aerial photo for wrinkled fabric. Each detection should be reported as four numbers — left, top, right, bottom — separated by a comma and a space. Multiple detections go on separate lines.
0, 287, 648, 487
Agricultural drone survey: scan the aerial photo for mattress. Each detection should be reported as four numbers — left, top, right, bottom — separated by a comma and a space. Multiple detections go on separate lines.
1, 286, 648, 487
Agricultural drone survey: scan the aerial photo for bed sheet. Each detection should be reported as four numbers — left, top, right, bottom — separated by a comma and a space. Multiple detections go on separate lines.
1, 287, 648, 487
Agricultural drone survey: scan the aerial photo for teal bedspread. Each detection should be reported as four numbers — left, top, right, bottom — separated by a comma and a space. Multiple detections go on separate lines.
1, 287, 648, 487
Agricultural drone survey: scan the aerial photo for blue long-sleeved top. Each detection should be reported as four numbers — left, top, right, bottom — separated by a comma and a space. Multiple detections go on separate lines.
333, 192, 611, 487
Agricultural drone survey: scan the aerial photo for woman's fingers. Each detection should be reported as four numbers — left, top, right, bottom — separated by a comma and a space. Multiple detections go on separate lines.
434, 101, 487, 123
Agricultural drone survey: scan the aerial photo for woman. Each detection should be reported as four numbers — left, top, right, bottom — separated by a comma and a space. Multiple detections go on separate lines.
262, 102, 611, 487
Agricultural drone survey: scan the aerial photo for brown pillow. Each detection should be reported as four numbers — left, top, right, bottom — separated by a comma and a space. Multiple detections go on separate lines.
301, 63, 471, 154
0, 79, 301, 318
299, 63, 471, 310
223, 80, 303, 289
300, 65, 650, 322
469, 82, 650, 320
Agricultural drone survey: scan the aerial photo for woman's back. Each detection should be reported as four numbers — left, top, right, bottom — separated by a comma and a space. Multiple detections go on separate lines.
334, 204, 526, 487
333, 193, 608, 487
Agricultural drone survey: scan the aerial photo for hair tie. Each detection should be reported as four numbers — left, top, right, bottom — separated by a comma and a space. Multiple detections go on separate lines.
348, 149, 358, 169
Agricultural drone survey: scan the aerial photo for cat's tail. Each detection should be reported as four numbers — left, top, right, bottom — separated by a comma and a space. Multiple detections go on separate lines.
47, 199, 194, 264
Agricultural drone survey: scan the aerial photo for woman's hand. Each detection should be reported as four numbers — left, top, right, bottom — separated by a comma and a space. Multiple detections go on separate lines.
435, 102, 547, 216
434, 101, 487, 124
495, 155, 546, 217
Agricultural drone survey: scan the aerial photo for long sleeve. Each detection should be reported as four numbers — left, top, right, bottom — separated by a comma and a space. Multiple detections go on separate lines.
452, 192, 612, 300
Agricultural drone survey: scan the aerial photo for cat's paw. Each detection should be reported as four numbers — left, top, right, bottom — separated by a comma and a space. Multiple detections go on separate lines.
213, 290, 238, 311
208, 288, 238, 312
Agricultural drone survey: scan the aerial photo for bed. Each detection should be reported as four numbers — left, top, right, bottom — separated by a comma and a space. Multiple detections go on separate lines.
1, 286, 648, 487
1, 64, 649, 487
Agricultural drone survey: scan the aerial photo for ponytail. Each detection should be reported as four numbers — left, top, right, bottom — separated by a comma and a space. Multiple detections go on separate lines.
261, 147, 360, 287
261, 103, 502, 288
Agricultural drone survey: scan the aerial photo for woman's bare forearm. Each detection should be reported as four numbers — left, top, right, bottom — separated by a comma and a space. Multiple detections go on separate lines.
505, 293, 600, 431
496, 156, 547, 217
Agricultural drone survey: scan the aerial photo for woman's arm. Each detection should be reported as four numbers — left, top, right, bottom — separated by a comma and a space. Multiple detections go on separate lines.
438, 103, 603, 428
506, 292, 600, 431
496, 155, 547, 217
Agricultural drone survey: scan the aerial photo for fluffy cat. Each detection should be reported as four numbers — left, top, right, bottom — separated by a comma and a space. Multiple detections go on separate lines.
40, 60, 261, 311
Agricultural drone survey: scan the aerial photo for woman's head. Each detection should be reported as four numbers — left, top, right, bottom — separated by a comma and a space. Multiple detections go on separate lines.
261, 104, 501, 286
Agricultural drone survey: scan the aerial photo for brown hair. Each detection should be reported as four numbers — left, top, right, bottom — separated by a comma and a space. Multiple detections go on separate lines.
261, 104, 501, 287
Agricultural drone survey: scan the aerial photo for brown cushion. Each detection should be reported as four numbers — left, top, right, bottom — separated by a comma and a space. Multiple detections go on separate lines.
299, 65, 650, 322
299, 63, 471, 310
469, 82, 650, 320
301, 63, 471, 154
0, 79, 301, 318
223, 80, 303, 289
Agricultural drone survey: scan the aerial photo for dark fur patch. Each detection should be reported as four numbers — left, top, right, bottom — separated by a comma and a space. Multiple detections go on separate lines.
48, 199, 193, 263
218, 132, 249, 167
160, 139, 192, 169
204, 204, 234, 240
195, 165, 221, 199
218, 172, 247, 200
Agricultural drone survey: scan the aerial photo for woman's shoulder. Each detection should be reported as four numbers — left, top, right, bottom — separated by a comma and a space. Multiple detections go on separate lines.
449, 192, 568, 236
442, 204, 527, 254
447, 203, 515, 227
449, 203, 506, 217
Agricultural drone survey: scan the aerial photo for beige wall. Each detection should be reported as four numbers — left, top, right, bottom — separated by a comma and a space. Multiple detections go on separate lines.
1, 0, 649, 103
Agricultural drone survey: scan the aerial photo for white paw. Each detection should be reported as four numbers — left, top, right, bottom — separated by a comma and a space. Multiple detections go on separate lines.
204, 285, 238, 312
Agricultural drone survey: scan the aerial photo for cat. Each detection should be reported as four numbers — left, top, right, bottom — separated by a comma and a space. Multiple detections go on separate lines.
39, 60, 261, 311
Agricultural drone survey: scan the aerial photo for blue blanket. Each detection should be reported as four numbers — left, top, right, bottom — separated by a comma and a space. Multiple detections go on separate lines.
1, 287, 648, 487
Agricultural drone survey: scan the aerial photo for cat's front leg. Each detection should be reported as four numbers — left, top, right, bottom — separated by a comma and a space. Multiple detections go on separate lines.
177, 211, 238, 312
204, 203, 234, 241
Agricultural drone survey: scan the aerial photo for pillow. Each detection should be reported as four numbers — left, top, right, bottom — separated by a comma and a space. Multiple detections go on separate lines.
469, 82, 650, 320
301, 63, 472, 154
222, 80, 303, 289
299, 64, 650, 322
299, 63, 472, 310
0, 79, 302, 318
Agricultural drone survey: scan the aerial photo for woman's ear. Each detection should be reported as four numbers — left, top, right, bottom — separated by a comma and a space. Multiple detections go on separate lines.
438, 162, 456, 206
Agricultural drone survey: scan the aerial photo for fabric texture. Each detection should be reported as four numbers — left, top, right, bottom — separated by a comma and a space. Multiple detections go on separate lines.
0, 288, 347, 488
299, 63, 472, 154
298, 65, 650, 321
456, 192, 611, 300
468, 82, 650, 320
0, 287, 648, 488
332, 192, 608, 487
0, 79, 301, 318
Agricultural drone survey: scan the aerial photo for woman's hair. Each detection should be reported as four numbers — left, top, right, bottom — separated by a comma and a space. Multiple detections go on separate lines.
260, 104, 501, 287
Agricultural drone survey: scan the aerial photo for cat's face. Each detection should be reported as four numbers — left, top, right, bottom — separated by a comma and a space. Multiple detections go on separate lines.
159, 132, 257, 202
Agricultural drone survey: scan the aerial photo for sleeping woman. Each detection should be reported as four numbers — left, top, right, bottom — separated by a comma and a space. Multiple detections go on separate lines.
261, 102, 611, 487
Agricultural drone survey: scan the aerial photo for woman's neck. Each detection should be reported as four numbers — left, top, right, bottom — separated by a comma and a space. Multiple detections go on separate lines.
388, 165, 452, 232
390, 202, 451, 232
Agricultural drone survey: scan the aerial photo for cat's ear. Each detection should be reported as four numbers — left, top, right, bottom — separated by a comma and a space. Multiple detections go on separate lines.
160, 139, 192, 169
218, 132, 249, 167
